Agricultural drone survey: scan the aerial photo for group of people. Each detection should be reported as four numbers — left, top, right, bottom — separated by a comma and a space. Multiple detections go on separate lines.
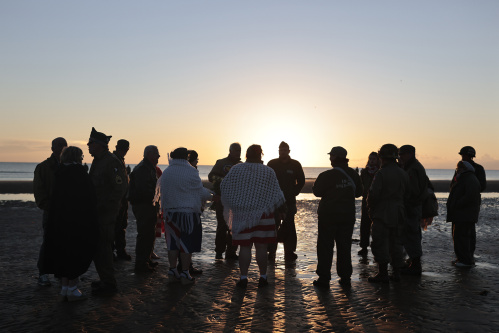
33, 128, 486, 299
312, 143, 485, 288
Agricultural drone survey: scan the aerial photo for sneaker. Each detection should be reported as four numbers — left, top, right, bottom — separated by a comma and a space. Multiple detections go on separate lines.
258, 277, 269, 288
313, 278, 330, 289
38, 274, 51, 287
357, 248, 368, 256
67, 288, 88, 302
58, 289, 68, 302
168, 269, 181, 284
180, 272, 195, 285
236, 278, 248, 289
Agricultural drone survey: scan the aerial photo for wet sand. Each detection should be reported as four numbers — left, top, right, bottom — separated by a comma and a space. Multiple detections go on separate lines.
1, 197, 498, 332
2, 179, 499, 194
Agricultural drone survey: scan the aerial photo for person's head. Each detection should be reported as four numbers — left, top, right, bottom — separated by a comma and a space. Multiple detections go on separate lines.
229, 142, 242, 161
459, 146, 476, 162
278, 141, 290, 159
456, 160, 475, 175
365, 151, 380, 168
328, 146, 348, 166
115, 139, 130, 157
51, 137, 68, 161
377, 144, 399, 165
144, 145, 160, 166
87, 127, 111, 157
170, 147, 189, 160
246, 144, 263, 163
188, 150, 199, 167
398, 145, 415, 165
60, 146, 83, 164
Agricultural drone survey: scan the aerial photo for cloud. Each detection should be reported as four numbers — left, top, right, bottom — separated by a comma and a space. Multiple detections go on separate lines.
479, 154, 499, 170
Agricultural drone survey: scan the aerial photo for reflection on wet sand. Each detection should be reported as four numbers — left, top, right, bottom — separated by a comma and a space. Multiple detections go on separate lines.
1, 198, 498, 332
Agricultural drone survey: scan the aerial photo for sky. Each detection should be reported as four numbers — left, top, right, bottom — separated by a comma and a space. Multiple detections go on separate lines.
1, 1, 498, 169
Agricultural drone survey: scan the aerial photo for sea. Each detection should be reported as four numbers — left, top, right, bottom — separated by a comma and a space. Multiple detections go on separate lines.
1, 162, 498, 201
1, 162, 499, 181
0, 162, 499, 181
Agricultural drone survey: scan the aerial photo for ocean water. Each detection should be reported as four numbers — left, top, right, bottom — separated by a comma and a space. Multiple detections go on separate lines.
0, 162, 499, 181
1, 162, 498, 181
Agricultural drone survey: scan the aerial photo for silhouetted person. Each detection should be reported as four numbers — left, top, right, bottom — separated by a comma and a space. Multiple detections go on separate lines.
358, 152, 380, 256
398, 145, 428, 276
267, 141, 305, 261
368, 144, 409, 283
208, 143, 242, 260
129, 145, 161, 273
313, 146, 362, 289
451, 146, 486, 192
113, 139, 131, 260
447, 161, 481, 267
33, 136, 67, 286
43, 146, 98, 301
87, 127, 127, 296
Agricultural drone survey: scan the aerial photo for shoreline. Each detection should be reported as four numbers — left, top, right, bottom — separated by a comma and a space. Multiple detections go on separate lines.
2, 179, 499, 194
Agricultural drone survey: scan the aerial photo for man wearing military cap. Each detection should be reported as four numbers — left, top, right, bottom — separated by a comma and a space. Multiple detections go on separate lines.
113, 139, 131, 261
87, 127, 128, 295
451, 146, 486, 192
312, 146, 362, 288
398, 144, 428, 276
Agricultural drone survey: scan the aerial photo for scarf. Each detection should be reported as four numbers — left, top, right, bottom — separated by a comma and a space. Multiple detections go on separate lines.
220, 162, 285, 235
158, 159, 212, 234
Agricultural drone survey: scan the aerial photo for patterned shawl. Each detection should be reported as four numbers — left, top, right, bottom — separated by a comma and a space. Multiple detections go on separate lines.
220, 162, 285, 235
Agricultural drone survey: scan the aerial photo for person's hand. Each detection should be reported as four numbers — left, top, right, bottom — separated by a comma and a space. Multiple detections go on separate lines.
420, 217, 433, 231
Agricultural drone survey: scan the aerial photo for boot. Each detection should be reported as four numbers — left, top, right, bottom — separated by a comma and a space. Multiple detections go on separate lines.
400, 257, 422, 276
368, 263, 389, 283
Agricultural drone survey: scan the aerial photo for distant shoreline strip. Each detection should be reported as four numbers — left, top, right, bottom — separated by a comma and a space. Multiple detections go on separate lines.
2, 180, 499, 194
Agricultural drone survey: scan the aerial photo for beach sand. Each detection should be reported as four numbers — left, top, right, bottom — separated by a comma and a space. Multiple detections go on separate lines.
0, 196, 498, 332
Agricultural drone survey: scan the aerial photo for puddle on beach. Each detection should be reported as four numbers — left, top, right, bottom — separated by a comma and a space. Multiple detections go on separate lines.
0, 193, 34, 201
475, 262, 499, 270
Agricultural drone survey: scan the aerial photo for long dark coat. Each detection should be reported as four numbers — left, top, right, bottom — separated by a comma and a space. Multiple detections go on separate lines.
446, 170, 481, 224
44, 163, 98, 279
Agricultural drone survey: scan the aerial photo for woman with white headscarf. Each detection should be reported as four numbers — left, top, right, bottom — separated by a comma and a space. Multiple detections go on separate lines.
221, 144, 286, 288
160, 148, 212, 285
